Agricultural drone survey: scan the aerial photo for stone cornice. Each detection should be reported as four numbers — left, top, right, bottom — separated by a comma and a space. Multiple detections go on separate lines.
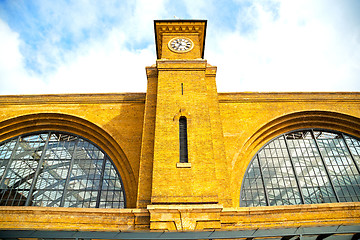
2, 92, 358, 105
146, 66, 158, 78
156, 59, 207, 71
0, 93, 146, 105
1, 92, 358, 105
1, 202, 359, 232
221, 202, 360, 230
0, 206, 149, 231
218, 92, 360, 103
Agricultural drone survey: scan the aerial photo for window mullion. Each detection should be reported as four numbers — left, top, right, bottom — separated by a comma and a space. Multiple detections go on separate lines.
95, 157, 107, 208
341, 133, 360, 175
310, 130, 340, 202
60, 138, 79, 207
256, 155, 270, 206
283, 135, 305, 204
25, 132, 51, 206
0, 137, 21, 188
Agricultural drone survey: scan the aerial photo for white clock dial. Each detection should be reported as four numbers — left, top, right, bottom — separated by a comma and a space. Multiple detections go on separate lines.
168, 38, 193, 52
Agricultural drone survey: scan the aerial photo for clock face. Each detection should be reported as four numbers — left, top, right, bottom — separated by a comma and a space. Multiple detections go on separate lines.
168, 38, 194, 52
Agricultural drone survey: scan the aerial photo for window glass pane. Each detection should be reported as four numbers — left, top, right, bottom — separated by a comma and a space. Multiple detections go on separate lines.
31, 133, 76, 207
345, 135, 360, 169
0, 134, 48, 206
0, 132, 125, 208
316, 132, 360, 202
240, 129, 360, 207
259, 136, 302, 206
287, 131, 336, 204
0, 139, 17, 178
241, 156, 267, 207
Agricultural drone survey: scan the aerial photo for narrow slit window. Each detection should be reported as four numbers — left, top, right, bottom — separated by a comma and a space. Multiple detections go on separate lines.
179, 116, 188, 163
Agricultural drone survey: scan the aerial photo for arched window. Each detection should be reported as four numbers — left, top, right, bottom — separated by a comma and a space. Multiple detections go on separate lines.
240, 129, 360, 207
0, 132, 125, 208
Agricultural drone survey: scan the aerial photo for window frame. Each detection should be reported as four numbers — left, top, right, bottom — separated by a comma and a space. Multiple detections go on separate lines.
0, 131, 126, 208
179, 116, 189, 163
240, 128, 360, 207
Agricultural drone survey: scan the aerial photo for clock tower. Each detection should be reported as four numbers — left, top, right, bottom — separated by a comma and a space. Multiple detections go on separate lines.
154, 20, 206, 60
137, 20, 230, 225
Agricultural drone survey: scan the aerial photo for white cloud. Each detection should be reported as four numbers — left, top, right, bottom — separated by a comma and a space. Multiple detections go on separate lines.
0, 18, 151, 95
0, 0, 168, 94
0, 19, 46, 94
45, 29, 154, 93
181, 0, 212, 19
127, 0, 169, 43
0, 0, 359, 94
207, 0, 360, 92
40, 0, 168, 94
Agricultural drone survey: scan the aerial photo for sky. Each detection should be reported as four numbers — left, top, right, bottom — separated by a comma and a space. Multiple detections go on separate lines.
0, 0, 359, 95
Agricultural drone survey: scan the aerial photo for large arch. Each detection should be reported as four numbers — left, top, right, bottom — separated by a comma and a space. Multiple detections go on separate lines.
0, 113, 137, 207
230, 110, 360, 207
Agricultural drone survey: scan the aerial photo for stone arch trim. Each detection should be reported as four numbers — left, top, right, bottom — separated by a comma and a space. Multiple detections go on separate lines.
0, 113, 137, 208
231, 110, 360, 207
173, 108, 191, 122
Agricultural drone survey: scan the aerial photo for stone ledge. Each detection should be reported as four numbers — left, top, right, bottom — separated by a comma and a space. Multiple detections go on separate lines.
218, 92, 360, 103
156, 59, 207, 70
0, 93, 146, 105
1, 203, 359, 232
176, 162, 192, 168
221, 202, 360, 230
0, 206, 149, 231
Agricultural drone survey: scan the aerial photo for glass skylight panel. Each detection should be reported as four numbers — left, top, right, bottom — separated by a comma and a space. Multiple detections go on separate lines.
241, 129, 360, 207
0, 132, 125, 208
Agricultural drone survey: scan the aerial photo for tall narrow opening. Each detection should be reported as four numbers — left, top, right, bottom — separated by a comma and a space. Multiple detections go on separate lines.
179, 116, 188, 163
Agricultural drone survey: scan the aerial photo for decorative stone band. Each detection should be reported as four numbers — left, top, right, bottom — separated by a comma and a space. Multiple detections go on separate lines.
0, 202, 359, 232
147, 204, 223, 231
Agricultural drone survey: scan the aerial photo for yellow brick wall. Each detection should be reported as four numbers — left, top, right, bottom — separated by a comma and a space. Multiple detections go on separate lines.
218, 92, 360, 206
150, 59, 225, 204
136, 67, 158, 208
1, 92, 358, 209
0, 94, 146, 208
